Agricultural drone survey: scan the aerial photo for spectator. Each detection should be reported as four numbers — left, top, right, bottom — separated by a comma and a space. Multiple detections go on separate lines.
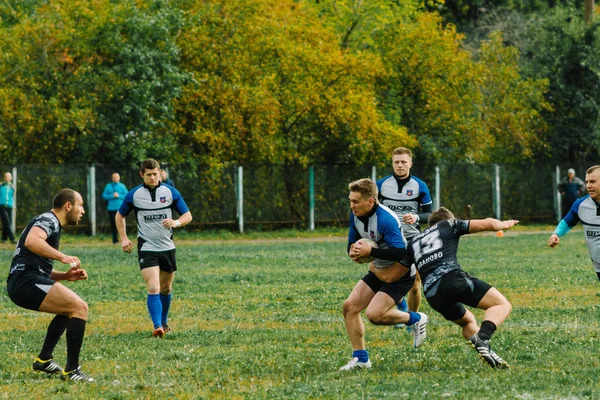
0, 172, 16, 244
102, 172, 128, 244
559, 168, 585, 218
160, 169, 175, 187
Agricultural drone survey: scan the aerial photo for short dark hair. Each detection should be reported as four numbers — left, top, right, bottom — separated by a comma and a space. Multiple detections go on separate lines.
348, 178, 378, 202
140, 158, 161, 173
53, 189, 78, 209
428, 206, 455, 226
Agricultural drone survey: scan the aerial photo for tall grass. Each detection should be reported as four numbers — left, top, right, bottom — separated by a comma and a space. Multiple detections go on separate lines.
0, 231, 598, 399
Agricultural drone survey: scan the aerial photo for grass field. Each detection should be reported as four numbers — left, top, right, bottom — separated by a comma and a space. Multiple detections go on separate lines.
1, 228, 599, 399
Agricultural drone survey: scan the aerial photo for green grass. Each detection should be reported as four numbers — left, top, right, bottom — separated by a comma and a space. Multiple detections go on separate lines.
1, 230, 599, 399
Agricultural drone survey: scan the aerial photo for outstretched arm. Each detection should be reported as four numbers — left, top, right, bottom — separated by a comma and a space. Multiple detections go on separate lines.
468, 218, 519, 234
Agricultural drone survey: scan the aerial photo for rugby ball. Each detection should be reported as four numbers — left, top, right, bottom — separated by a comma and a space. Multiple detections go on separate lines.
355, 238, 378, 264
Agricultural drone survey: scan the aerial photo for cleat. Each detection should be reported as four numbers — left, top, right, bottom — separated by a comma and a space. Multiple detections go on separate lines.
469, 334, 510, 369
152, 326, 165, 338
61, 366, 95, 382
162, 323, 171, 333
339, 357, 371, 371
33, 358, 63, 374
412, 312, 428, 348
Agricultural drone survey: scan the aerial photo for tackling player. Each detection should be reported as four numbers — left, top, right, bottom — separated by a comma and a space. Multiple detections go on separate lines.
377, 147, 432, 323
408, 206, 518, 368
339, 178, 428, 371
548, 165, 600, 283
116, 158, 192, 338
6, 189, 94, 382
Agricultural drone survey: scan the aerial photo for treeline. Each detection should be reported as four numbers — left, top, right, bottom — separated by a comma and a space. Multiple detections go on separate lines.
0, 0, 596, 175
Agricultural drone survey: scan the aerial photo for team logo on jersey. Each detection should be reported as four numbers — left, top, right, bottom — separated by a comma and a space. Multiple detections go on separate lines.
406, 190, 413, 196
160, 196, 166, 203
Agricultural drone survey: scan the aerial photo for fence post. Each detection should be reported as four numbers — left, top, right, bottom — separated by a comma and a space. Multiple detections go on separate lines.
236, 166, 244, 234
308, 166, 315, 231
434, 165, 440, 210
88, 164, 96, 236
554, 165, 561, 223
371, 166, 377, 182
493, 164, 501, 219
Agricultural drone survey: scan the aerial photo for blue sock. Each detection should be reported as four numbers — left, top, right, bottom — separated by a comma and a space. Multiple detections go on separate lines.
147, 294, 163, 329
352, 349, 369, 363
160, 293, 172, 324
397, 297, 408, 312
406, 311, 421, 326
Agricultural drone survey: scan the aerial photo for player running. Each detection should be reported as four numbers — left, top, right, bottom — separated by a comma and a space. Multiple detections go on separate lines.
339, 178, 428, 371
116, 158, 192, 338
407, 206, 518, 368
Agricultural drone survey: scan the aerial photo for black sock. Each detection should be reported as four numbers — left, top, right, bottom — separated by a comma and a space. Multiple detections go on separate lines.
478, 320, 497, 341
596, 272, 600, 281
65, 318, 87, 372
38, 315, 69, 360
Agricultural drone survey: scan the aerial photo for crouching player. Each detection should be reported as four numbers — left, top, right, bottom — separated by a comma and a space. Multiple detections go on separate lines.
408, 206, 518, 368
339, 178, 428, 371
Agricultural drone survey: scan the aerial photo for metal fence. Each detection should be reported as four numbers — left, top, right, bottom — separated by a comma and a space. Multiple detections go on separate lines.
0, 161, 588, 235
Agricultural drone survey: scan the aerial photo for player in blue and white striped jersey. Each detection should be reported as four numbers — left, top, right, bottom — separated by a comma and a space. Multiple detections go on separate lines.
339, 178, 428, 371
116, 159, 192, 338
549, 165, 600, 282
377, 147, 433, 322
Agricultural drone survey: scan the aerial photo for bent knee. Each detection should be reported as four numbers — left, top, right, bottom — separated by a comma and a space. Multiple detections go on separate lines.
342, 299, 361, 317
365, 308, 384, 325
71, 299, 88, 320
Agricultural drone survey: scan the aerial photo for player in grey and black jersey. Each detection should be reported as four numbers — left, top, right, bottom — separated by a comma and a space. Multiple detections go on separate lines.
116, 158, 192, 338
407, 206, 518, 369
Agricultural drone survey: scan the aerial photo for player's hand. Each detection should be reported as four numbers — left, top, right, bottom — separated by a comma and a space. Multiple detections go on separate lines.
162, 218, 180, 229
121, 238, 133, 253
548, 234, 560, 248
402, 214, 417, 224
350, 240, 372, 259
62, 256, 80, 269
66, 266, 88, 281
501, 219, 519, 230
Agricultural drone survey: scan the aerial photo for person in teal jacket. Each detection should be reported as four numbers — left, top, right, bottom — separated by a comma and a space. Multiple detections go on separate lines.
102, 172, 128, 244
0, 172, 16, 244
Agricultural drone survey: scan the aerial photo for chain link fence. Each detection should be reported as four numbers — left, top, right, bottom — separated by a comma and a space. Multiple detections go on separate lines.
0, 161, 591, 235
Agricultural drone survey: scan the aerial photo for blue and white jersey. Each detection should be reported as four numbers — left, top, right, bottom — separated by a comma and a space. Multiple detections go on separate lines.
377, 175, 432, 239
564, 196, 600, 271
348, 203, 407, 269
119, 183, 189, 252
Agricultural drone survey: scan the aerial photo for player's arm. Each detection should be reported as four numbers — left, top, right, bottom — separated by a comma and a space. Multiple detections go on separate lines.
548, 206, 580, 247
468, 218, 519, 234
417, 202, 433, 224
25, 227, 84, 281
367, 215, 407, 262
163, 211, 192, 229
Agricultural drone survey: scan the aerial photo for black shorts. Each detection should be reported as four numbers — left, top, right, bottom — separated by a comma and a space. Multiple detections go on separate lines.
425, 270, 492, 321
361, 270, 415, 304
6, 272, 55, 311
138, 249, 177, 272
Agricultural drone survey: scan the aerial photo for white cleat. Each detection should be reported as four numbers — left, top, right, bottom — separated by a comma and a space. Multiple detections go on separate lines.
339, 357, 372, 371
412, 312, 428, 348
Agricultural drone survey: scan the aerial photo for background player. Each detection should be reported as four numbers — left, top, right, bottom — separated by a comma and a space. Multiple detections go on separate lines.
340, 178, 428, 371
549, 165, 600, 283
408, 206, 517, 368
6, 189, 94, 381
377, 147, 432, 322
116, 158, 192, 338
